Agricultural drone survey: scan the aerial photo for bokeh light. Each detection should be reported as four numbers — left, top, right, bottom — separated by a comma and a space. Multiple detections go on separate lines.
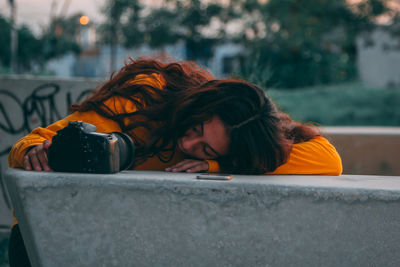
79, 15, 90, 25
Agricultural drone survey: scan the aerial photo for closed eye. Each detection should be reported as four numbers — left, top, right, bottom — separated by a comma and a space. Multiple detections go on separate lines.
192, 123, 204, 135
203, 143, 220, 159
203, 145, 213, 158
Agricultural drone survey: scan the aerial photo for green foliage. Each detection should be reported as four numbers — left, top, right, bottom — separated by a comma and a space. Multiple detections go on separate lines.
99, 0, 231, 59
2, 0, 393, 84
241, 43, 357, 88
0, 16, 11, 67
17, 26, 45, 69
132, 8, 177, 48
98, 0, 391, 87
238, 0, 389, 88
0, 15, 44, 72
41, 14, 83, 60
268, 83, 400, 126
0, 13, 82, 73
99, 0, 142, 47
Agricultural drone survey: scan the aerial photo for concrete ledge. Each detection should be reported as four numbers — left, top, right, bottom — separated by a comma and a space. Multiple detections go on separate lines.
5, 168, 400, 267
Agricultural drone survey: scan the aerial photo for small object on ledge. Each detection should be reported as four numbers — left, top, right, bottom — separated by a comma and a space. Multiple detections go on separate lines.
196, 174, 234, 180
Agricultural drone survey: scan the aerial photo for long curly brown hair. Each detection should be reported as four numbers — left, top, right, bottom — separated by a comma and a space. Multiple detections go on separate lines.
71, 58, 319, 174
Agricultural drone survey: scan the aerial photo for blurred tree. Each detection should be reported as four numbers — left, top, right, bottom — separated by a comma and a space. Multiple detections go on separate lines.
0, 16, 11, 68
238, 0, 390, 88
17, 26, 44, 71
100, 0, 235, 62
99, 0, 142, 72
99, 0, 392, 88
41, 14, 82, 61
164, 0, 224, 61
0, 13, 83, 74
8, 0, 18, 73
0, 15, 44, 72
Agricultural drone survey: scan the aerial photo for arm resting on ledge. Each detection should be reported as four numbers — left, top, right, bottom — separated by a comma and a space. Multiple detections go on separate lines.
8, 110, 122, 168
9, 73, 166, 169
206, 136, 342, 175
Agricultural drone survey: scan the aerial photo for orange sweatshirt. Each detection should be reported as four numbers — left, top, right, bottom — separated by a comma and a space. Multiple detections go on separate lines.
8, 73, 342, 175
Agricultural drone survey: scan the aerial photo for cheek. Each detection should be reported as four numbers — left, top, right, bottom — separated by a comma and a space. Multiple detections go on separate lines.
191, 146, 205, 158
216, 138, 230, 157
187, 146, 208, 160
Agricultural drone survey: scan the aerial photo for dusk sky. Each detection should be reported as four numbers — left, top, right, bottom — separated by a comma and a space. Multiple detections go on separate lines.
0, 0, 106, 35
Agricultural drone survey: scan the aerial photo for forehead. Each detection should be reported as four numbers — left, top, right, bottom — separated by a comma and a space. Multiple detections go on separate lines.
202, 116, 230, 156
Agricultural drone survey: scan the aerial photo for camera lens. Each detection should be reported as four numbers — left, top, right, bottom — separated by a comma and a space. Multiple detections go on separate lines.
112, 132, 135, 171
48, 121, 135, 173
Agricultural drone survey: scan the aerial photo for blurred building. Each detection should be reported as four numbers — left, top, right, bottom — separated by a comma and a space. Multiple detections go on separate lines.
357, 26, 400, 88
45, 22, 244, 79
78, 23, 97, 49
46, 23, 400, 87
209, 43, 243, 78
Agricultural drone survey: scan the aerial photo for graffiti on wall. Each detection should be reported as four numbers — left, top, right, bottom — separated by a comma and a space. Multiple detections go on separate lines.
0, 83, 92, 157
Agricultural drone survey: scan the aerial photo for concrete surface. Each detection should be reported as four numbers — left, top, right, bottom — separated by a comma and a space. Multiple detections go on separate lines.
324, 127, 400, 176
5, 168, 400, 267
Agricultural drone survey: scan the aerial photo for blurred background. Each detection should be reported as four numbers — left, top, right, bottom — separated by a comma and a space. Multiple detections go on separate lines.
1, 0, 400, 265
0, 0, 399, 126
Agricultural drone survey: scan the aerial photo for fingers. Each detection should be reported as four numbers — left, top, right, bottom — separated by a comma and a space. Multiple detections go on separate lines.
165, 160, 189, 171
23, 154, 33, 171
29, 148, 43, 171
37, 145, 51, 171
185, 162, 209, 173
23, 140, 52, 172
166, 159, 209, 173
165, 160, 192, 172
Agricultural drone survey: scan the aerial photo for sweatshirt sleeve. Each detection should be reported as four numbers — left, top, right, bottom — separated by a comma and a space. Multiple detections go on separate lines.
8, 73, 166, 168
8, 110, 122, 168
268, 136, 342, 175
206, 159, 222, 173
206, 136, 342, 175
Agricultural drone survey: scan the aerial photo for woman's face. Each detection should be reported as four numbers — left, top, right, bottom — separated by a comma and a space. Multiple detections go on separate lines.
177, 116, 230, 160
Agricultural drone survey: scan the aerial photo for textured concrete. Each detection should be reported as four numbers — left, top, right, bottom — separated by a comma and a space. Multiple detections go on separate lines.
324, 127, 400, 176
5, 168, 400, 267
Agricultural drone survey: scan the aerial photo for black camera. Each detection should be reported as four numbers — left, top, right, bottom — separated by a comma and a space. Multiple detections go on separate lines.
48, 121, 135, 173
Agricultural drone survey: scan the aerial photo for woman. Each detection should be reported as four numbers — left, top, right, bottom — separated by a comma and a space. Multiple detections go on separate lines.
9, 58, 342, 175
8, 58, 341, 266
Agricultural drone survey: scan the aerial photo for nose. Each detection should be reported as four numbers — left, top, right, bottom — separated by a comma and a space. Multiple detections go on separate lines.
181, 135, 201, 153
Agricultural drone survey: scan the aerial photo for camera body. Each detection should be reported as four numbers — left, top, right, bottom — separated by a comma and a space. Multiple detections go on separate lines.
48, 121, 135, 173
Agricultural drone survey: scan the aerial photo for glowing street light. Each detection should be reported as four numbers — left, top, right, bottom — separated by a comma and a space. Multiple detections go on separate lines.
80, 15, 90, 25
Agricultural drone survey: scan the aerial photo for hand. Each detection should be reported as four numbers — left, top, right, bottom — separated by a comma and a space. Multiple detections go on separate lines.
165, 159, 209, 173
23, 140, 52, 171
